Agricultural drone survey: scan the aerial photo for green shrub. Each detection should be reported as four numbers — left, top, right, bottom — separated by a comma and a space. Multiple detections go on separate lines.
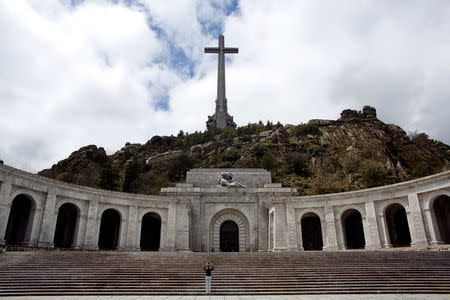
260, 152, 277, 170
167, 154, 193, 181
122, 159, 141, 192
251, 143, 267, 159
284, 153, 308, 176
99, 162, 119, 191
221, 147, 241, 162
220, 127, 238, 139
362, 166, 392, 188
291, 123, 321, 137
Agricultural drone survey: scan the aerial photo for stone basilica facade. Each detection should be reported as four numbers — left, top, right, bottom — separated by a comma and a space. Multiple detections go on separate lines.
1, 163, 449, 252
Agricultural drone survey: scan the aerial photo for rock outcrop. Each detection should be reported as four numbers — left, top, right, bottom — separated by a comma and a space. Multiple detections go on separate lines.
38, 107, 450, 195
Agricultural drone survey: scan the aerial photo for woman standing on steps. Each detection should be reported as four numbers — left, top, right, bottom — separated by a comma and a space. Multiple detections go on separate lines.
203, 262, 214, 293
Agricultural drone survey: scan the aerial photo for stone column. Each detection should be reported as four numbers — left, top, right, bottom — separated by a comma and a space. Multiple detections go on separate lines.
83, 196, 99, 250
191, 195, 202, 251
364, 201, 381, 249
37, 187, 57, 248
423, 208, 441, 245
175, 201, 191, 251
408, 193, 428, 247
286, 202, 298, 251
0, 175, 13, 245
297, 220, 304, 251
377, 212, 391, 248
118, 213, 128, 251
125, 204, 138, 251
268, 210, 274, 251
74, 210, 87, 249
258, 196, 269, 251
273, 202, 288, 251
335, 217, 346, 250
323, 204, 338, 251
166, 202, 177, 251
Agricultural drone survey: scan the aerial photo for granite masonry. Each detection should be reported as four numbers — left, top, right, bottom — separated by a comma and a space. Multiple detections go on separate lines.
205, 35, 238, 129
1, 163, 449, 252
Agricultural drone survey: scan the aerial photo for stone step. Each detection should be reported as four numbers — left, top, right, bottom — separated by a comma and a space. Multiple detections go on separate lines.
0, 250, 449, 296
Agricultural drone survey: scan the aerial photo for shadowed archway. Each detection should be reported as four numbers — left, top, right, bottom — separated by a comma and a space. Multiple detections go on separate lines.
54, 203, 78, 248
386, 203, 411, 247
301, 213, 323, 250
210, 209, 249, 252
342, 209, 365, 249
220, 220, 239, 252
140, 212, 161, 251
98, 209, 121, 250
5, 194, 34, 245
433, 195, 450, 244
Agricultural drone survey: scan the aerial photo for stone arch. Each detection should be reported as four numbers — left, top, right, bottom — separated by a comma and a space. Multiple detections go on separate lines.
210, 209, 249, 252
300, 212, 323, 251
424, 189, 450, 210
5, 194, 36, 246
384, 203, 411, 247
137, 208, 167, 251
341, 209, 365, 249
335, 205, 366, 220
98, 208, 121, 250
53, 202, 80, 248
431, 195, 450, 244
140, 212, 161, 251
9, 189, 42, 210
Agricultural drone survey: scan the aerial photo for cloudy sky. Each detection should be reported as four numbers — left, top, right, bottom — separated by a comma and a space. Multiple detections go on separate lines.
1, 0, 449, 173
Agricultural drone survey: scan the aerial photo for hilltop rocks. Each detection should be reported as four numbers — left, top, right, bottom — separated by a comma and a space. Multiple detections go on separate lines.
339, 106, 377, 121
146, 150, 184, 165
190, 141, 216, 160
38, 145, 107, 187
38, 106, 450, 196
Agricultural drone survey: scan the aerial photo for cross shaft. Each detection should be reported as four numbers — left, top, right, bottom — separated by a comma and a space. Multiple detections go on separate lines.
204, 35, 238, 117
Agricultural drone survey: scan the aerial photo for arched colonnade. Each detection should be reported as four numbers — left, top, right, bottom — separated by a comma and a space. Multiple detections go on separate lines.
4, 194, 164, 251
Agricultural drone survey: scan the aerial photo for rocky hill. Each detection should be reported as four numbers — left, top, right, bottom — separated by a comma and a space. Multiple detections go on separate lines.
38, 106, 450, 195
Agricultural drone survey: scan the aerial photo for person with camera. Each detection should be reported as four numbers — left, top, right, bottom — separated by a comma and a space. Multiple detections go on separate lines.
203, 262, 214, 293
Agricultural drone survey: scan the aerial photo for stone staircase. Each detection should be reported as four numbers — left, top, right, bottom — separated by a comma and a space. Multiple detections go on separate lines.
0, 250, 449, 296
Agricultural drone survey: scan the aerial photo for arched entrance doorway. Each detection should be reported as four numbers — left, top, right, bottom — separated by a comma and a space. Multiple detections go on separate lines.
385, 203, 411, 247
53, 203, 78, 248
220, 220, 239, 252
5, 194, 34, 245
342, 209, 365, 249
301, 213, 323, 250
140, 212, 161, 251
98, 209, 121, 250
210, 209, 249, 252
433, 195, 450, 244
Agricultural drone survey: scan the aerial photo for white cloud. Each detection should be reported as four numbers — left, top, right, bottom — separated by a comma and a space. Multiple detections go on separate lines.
1, 0, 449, 172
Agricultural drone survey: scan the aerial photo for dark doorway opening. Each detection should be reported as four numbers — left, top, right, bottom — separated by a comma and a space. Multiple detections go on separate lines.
140, 212, 161, 251
5, 195, 33, 245
220, 220, 239, 252
301, 214, 323, 250
386, 204, 411, 247
98, 209, 120, 250
342, 209, 366, 249
433, 195, 450, 244
54, 203, 78, 248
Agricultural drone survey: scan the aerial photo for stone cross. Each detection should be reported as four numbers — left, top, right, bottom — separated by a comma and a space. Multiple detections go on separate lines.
205, 35, 238, 129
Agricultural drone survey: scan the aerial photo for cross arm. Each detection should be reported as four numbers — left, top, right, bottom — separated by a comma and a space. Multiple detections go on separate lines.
204, 47, 220, 53
223, 48, 239, 54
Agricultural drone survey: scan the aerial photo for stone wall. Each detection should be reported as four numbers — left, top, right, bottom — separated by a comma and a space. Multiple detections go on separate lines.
1, 163, 449, 252
266, 171, 450, 251
0, 164, 190, 251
